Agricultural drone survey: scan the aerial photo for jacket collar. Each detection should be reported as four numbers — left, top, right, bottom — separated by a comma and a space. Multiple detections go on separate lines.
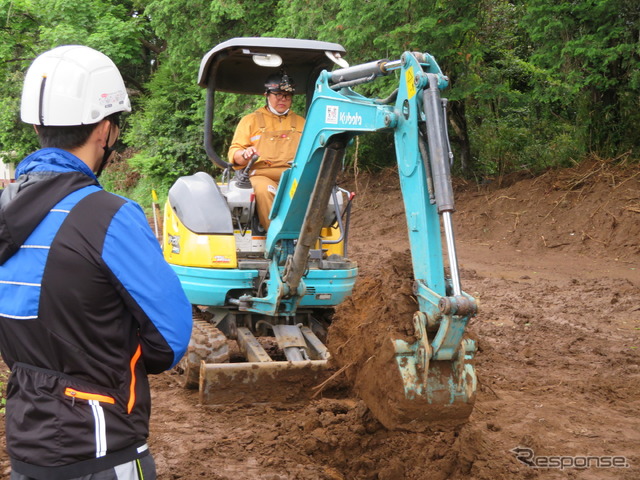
16, 148, 98, 181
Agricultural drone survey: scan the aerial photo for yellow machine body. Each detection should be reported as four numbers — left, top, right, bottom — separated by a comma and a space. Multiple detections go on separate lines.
163, 199, 238, 269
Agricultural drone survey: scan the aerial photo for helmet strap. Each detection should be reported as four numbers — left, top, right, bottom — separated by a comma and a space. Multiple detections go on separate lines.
96, 126, 114, 178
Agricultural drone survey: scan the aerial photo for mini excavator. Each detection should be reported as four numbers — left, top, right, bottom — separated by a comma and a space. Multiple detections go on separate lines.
163, 38, 478, 428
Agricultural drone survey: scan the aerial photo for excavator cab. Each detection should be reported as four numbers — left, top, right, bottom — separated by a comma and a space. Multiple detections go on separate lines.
165, 37, 479, 431
197, 37, 347, 110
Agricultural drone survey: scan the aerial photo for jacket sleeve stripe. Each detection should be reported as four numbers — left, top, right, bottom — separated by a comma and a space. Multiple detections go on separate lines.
0, 184, 99, 319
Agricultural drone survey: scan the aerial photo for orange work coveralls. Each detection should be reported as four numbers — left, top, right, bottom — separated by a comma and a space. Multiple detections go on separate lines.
228, 106, 305, 230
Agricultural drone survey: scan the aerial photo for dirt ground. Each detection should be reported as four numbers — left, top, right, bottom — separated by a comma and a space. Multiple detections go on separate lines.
1, 157, 639, 479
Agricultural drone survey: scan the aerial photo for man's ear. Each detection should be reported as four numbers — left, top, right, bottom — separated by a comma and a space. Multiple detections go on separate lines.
95, 119, 112, 143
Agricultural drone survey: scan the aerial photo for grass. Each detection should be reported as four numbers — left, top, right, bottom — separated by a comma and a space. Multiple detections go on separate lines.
0, 367, 8, 414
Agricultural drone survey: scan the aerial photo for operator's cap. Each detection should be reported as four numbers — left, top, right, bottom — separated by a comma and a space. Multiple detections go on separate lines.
264, 72, 296, 94
21, 45, 131, 126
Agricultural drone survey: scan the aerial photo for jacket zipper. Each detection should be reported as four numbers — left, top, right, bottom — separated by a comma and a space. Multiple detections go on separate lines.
64, 387, 115, 406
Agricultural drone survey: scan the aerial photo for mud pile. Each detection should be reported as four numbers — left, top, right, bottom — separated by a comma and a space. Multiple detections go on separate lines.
328, 252, 475, 432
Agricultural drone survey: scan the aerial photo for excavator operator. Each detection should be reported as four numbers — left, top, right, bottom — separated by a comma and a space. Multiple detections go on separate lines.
228, 72, 305, 230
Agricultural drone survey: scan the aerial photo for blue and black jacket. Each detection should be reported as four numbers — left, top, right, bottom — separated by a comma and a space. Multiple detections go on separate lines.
0, 148, 192, 479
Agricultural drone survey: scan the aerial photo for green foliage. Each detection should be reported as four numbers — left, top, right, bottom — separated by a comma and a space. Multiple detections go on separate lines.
343, 133, 396, 172
123, 57, 207, 181
0, 87, 37, 161
0, 0, 41, 158
470, 111, 584, 177
0, 0, 150, 159
119, 0, 283, 185
523, 0, 640, 156
36, 0, 142, 61
102, 168, 168, 217
0, 365, 8, 414
1, 0, 638, 186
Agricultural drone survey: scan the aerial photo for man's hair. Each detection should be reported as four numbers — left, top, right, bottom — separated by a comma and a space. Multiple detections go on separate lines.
36, 113, 121, 150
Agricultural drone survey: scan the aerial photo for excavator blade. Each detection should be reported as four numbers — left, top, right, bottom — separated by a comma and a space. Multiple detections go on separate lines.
199, 359, 332, 405
195, 323, 335, 405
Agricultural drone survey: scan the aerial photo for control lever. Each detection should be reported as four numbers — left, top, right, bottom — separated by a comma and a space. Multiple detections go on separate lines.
235, 154, 259, 189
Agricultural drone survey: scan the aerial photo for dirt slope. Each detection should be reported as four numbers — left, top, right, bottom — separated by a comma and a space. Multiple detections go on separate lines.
0, 158, 638, 479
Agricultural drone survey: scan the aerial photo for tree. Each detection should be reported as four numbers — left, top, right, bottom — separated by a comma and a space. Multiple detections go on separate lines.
0, 0, 150, 159
123, 0, 282, 181
0, 0, 42, 159
523, 0, 640, 156
273, 0, 505, 173
1, 0, 637, 194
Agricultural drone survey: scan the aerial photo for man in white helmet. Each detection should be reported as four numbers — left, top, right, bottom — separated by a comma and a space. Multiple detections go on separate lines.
0, 45, 192, 480
228, 72, 305, 230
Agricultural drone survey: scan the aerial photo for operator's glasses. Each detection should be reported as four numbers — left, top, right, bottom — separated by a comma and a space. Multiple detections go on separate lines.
270, 92, 293, 100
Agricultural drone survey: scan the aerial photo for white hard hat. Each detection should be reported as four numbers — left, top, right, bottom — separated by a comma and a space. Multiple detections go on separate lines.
20, 45, 131, 126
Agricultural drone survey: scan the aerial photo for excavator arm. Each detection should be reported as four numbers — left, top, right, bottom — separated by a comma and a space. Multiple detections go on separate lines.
242, 52, 476, 317
236, 51, 478, 425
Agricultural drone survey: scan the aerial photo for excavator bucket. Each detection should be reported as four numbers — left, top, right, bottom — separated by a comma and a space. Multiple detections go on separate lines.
329, 275, 478, 431
356, 336, 477, 431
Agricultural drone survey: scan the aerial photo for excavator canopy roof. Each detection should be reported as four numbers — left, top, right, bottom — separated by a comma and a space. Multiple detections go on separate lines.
198, 37, 347, 96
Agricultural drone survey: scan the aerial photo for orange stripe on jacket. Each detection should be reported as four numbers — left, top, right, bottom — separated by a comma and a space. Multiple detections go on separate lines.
128, 345, 142, 413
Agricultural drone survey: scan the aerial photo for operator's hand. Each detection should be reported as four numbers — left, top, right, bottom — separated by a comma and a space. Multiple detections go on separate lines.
234, 146, 259, 166
242, 147, 260, 162
243, 146, 258, 160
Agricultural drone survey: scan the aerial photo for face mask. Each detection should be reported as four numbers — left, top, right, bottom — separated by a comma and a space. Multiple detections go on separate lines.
267, 103, 289, 116
265, 93, 291, 116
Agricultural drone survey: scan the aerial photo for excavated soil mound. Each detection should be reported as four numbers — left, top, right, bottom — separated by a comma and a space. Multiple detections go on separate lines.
455, 157, 640, 260
328, 251, 476, 433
